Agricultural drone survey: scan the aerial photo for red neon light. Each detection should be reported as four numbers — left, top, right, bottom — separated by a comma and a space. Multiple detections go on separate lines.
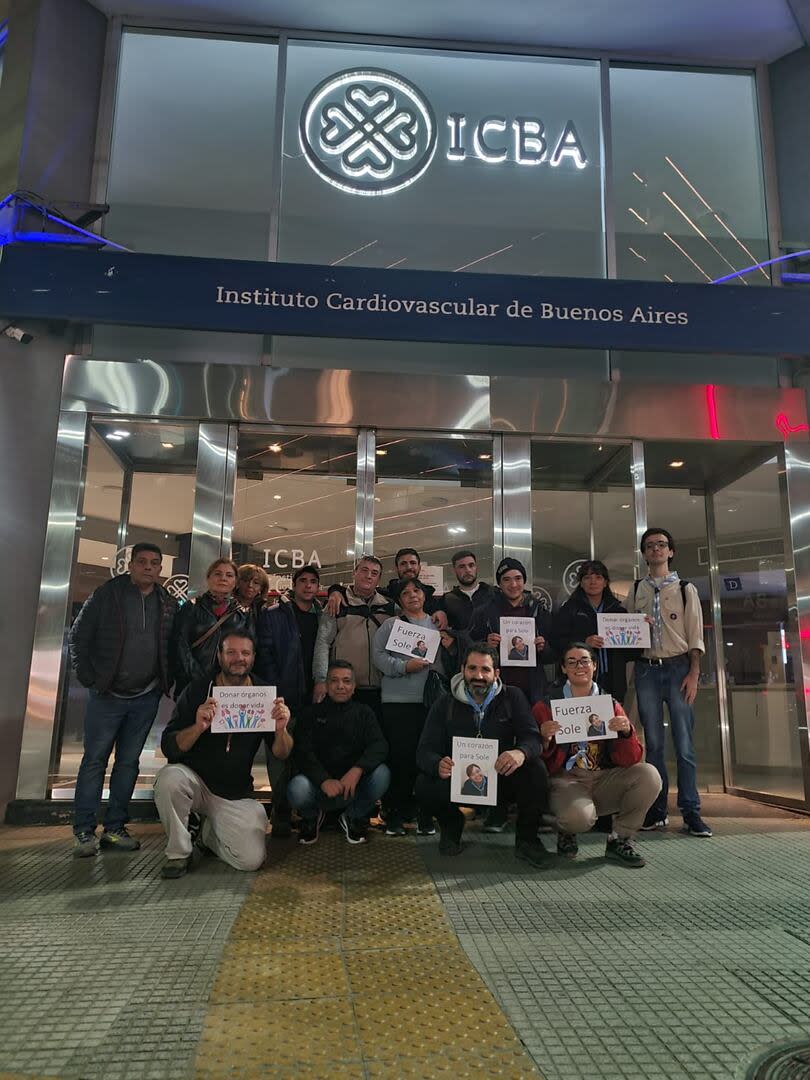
706, 385, 720, 440
775, 412, 810, 438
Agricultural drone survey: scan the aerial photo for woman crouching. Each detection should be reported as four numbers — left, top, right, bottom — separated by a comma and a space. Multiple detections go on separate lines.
533, 641, 661, 868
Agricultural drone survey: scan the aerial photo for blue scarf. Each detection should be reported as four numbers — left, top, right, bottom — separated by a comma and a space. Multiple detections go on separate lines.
646, 571, 680, 651
464, 682, 499, 736
563, 680, 604, 772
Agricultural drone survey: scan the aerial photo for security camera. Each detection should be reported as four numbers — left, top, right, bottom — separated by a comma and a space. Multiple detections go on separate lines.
2, 324, 33, 345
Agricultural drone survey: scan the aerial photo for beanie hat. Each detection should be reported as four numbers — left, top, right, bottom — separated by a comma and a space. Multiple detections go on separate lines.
495, 557, 527, 584
292, 564, 320, 584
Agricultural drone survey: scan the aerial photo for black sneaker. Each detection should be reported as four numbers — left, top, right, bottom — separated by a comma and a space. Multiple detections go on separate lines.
99, 827, 140, 852
438, 825, 464, 856
640, 813, 668, 831
515, 838, 552, 868
556, 832, 579, 859
160, 858, 189, 879
682, 814, 713, 837
416, 813, 436, 836
339, 812, 368, 845
384, 813, 406, 837
605, 836, 646, 867
72, 831, 97, 858
483, 809, 508, 833
298, 810, 325, 846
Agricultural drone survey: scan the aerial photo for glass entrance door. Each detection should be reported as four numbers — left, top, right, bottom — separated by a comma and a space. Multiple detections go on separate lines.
711, 455, 805, 801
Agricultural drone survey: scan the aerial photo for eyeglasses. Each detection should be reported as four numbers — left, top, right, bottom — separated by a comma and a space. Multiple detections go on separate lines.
643, 540, 670, 550
564, 657, 595, 668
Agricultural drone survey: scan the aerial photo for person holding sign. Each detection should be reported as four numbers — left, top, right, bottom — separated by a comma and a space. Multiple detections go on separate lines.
469, 557, 554, 833
373, 580, 454, 838
155, 630, 292, 879
415, 643, 552, 865
288, 660, 390, 845
551, 560, 638, 705
533, 643, 661, 868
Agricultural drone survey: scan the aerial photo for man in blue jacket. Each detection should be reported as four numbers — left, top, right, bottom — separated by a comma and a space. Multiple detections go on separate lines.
255, 564, 322, 836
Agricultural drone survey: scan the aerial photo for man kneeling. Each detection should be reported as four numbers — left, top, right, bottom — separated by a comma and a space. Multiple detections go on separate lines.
288, 660, 390, 845
415, 644, 552, 866
156, 630, 292, 878
533, 641, 661, 868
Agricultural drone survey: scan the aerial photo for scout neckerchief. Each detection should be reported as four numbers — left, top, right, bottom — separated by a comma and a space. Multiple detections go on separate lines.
563, 679, 603, 772
645, 571, 680, 651
464, 681, 498, 736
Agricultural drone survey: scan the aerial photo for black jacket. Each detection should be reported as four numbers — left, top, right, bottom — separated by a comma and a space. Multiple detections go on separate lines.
380, 577, 443, 615
417, 682, 541, 777
255, 595, 322, 707
294, 698, 388, 786
161, 674, 273, 799
172, 594, 251, 699
550, 588, 639, 704
443, 581, 496, 632
69, 575, 176, 694
468, 590, 555, 704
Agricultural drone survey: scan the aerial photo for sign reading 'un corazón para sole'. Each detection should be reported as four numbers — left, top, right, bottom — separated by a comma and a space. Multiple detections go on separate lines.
3, 245, 810, 355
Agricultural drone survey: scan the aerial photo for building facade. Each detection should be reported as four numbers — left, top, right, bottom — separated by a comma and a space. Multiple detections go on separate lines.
3, 0, 810, 816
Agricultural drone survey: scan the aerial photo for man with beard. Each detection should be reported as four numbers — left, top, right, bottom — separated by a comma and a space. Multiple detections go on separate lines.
442, 550, 496, 652
155, 630, 292, 878
415, 644, 551, 866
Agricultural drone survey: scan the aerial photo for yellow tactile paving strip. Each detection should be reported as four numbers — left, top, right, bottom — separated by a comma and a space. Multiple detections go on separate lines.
194, 834, 542, 1079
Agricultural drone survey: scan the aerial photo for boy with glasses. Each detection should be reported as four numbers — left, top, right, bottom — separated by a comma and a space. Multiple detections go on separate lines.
625, 528, 712, 837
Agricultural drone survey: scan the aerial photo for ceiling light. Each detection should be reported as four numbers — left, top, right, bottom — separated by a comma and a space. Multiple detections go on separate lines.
346, 549, 354, 556
101, 556, 109, 561
161, 442, 173, 449
376, 449, 388, 456
669, 460, 684, 468
268, 443, 282, 453
112, 429, 130, 438
106, 433, 124, 441
478, 453, 491, 461
621, 503, 631, 509
273, 494, 282, 500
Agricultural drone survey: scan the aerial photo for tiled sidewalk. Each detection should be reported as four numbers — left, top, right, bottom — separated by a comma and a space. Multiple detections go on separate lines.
419, 794, 810, 1080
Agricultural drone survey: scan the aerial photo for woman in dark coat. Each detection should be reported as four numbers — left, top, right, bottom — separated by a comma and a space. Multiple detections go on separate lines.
550, 560, 638, 705
172, 558, 250, 697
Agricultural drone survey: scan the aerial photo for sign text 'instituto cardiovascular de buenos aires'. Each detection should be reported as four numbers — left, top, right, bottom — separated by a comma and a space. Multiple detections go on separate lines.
298, 68, 588, 197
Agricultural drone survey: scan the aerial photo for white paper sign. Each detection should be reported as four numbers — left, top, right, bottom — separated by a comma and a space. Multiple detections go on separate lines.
386, 618, 441, 663
550, 696, 617, 744
499, 616, 536, 667
419, 564, 444, 595
596, 612, 651, 649
211, 685, 277, 733
451, 736, 498, 806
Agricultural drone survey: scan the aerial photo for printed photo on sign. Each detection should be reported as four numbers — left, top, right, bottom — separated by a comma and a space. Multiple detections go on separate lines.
550, 696, 617, 744
596, 612, 651, 649
450, 736, 498, 806
211, 685, 277, 733
499, 616, 536, 667
386, 618, 441, 663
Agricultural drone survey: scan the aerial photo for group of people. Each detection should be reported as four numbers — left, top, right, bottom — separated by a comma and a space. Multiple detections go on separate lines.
67, 526, 711, 878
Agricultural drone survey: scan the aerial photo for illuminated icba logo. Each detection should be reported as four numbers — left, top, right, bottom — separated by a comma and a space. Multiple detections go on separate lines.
300, 69, 437, 197
299, 67, 588, 197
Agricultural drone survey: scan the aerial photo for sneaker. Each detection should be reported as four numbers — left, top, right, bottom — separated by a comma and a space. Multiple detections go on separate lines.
160, 858, 189, 879
556, 832, 579, 859
416, 813, 436, 836
72, 832, 97, 858
514, 838, 553, 868
483, 809, 508, 833
682, 814, 713, 838
339, 812, 368, 845
605, 836, 646, 868
298, 810, 325, 846
99, 827, 140, 852
438, 825, 464, 856
640, 814, 669, 831
384, 814, 406, 837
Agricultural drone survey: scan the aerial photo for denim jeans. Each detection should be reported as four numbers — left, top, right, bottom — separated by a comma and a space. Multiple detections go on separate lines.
634, 657, 701, 818
287, 764, 391, 822
73, 687, 163, 835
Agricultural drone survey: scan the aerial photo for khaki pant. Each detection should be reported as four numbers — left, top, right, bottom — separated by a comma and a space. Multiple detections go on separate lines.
550, 763, 661, 839
154, 764, 267, 871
